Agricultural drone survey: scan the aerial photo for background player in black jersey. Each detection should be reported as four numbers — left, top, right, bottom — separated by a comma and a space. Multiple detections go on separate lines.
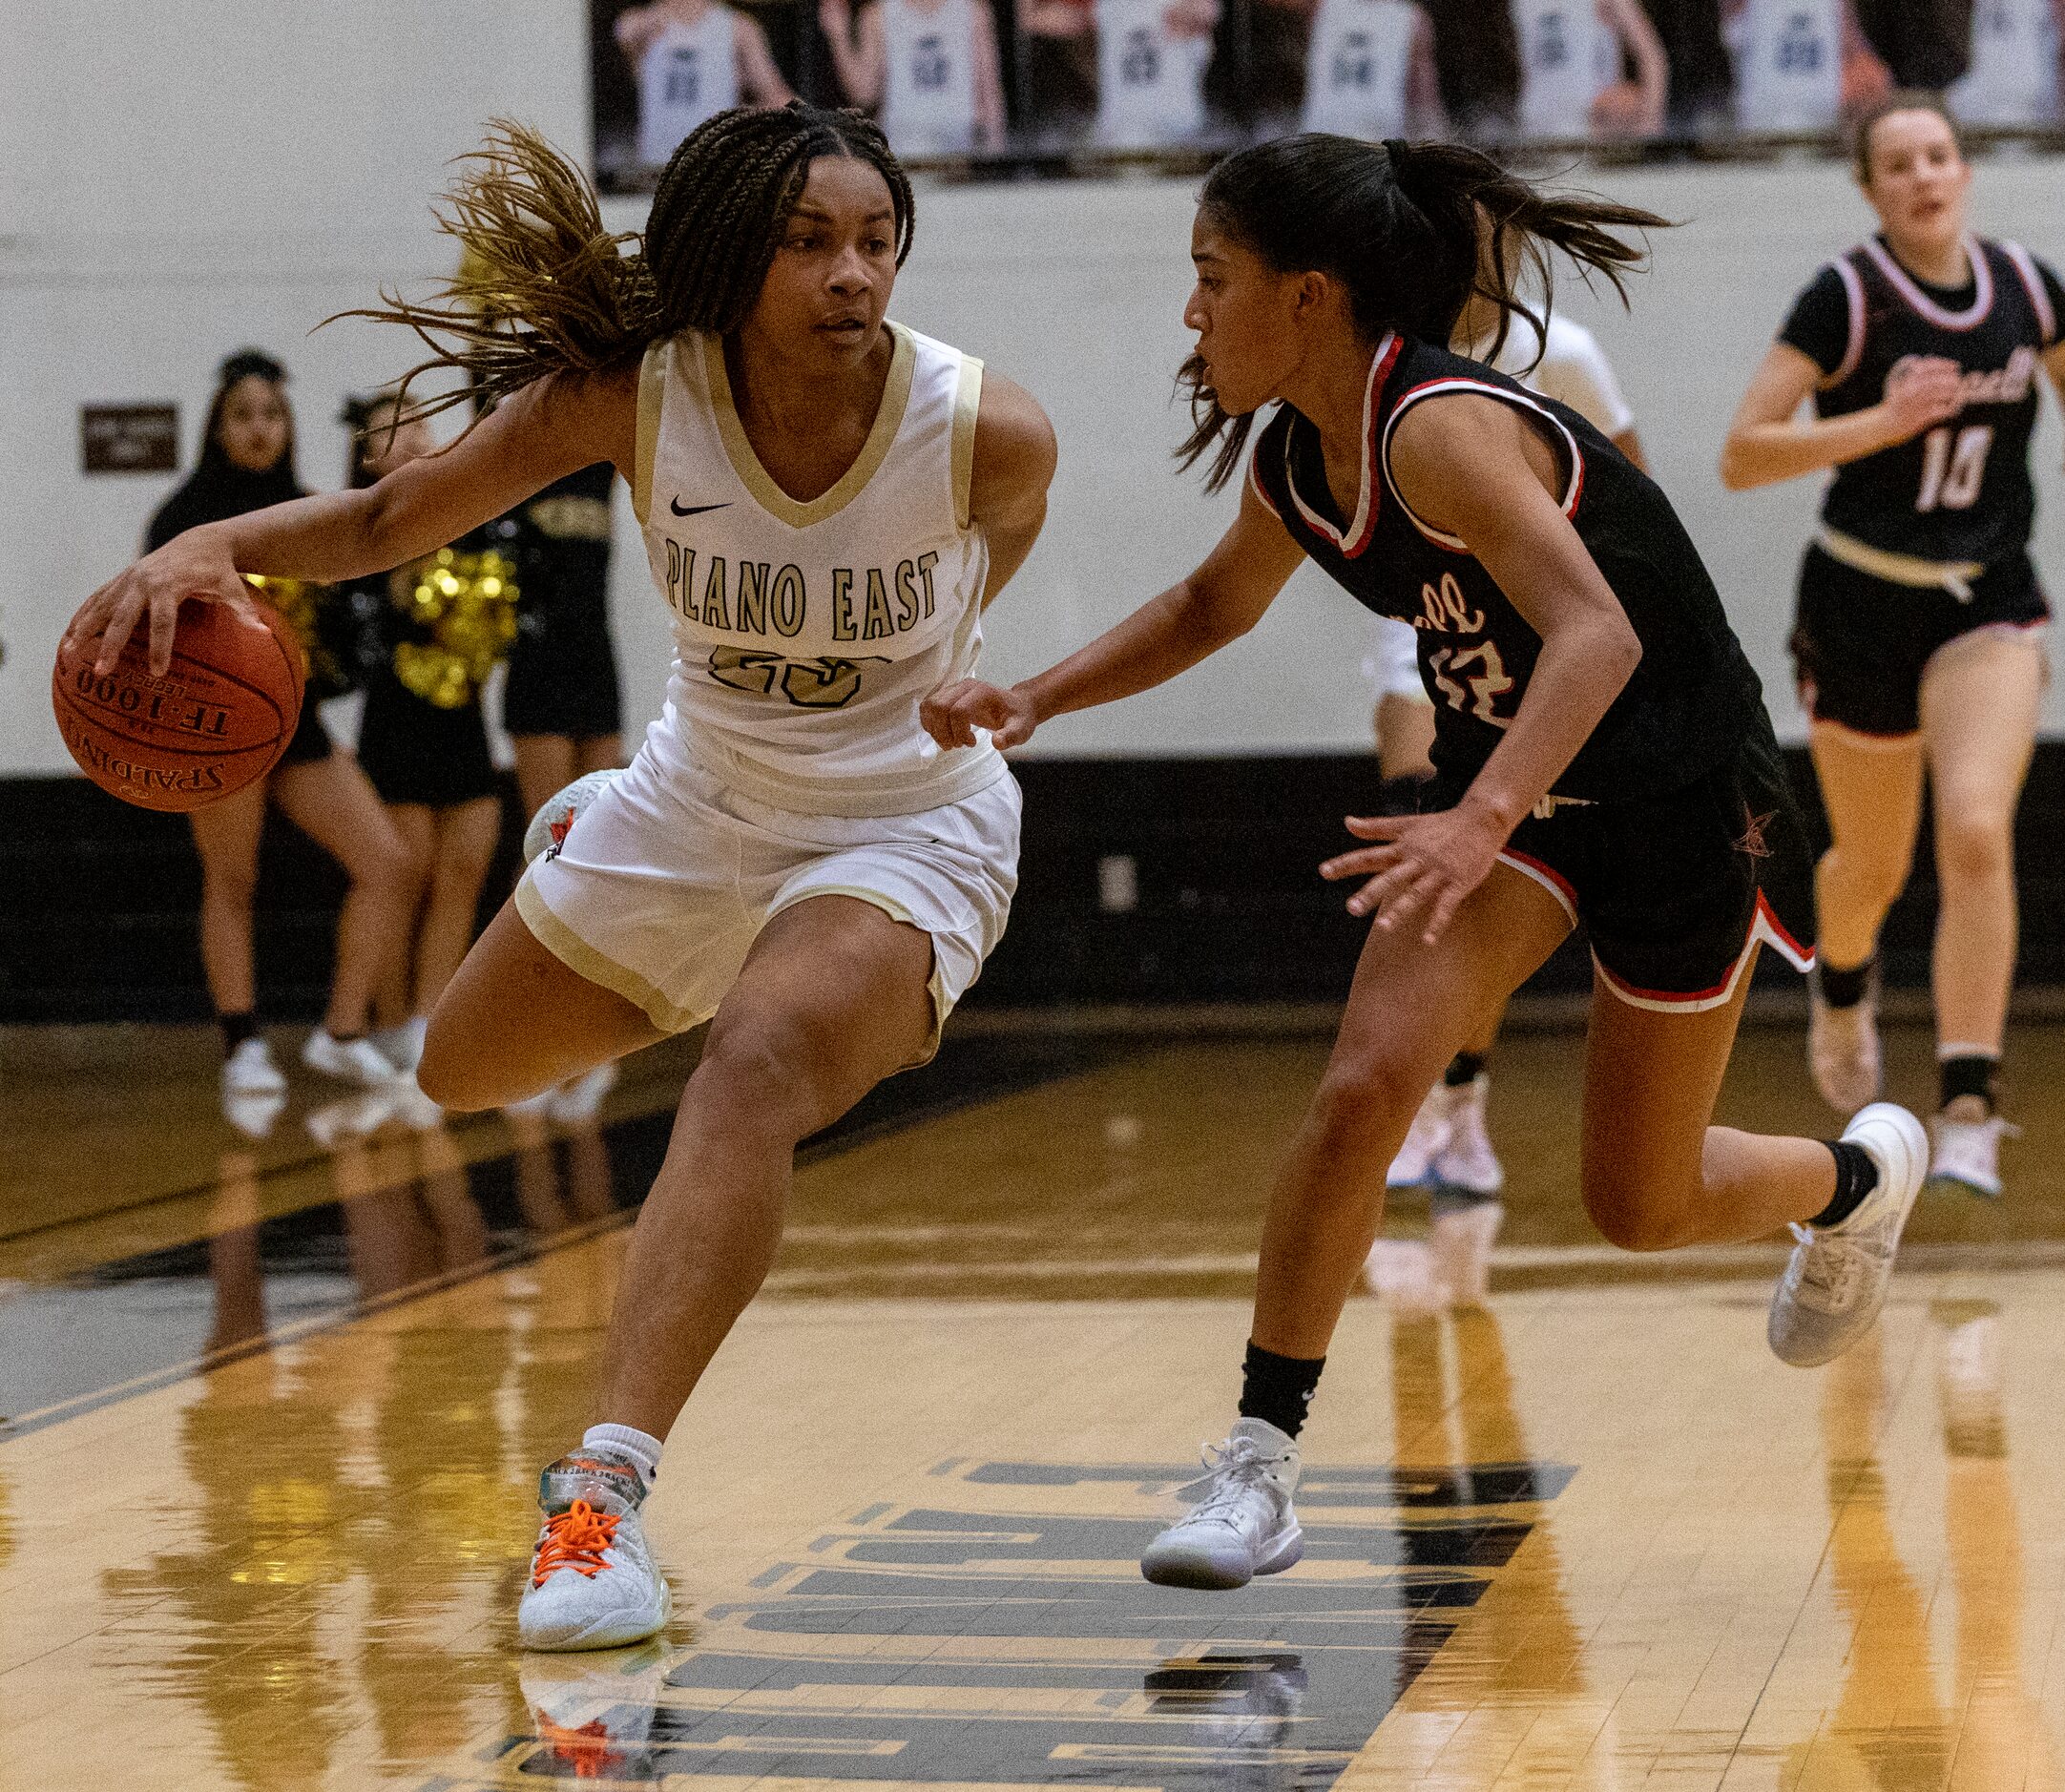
926, 135, 1932, 1593
1722, 94, 2065, 1201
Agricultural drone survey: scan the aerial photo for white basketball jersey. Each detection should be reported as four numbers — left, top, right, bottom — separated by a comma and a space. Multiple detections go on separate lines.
1514, 0, 1617, 137
636, 10, 740, 168
633, 324, 1001, 818
1301, 0, 1417, 136
1949, 0, 2060, 125
1729, 0, 1842, 132
1095, 0, 1210, 146
881, 0, 981, 155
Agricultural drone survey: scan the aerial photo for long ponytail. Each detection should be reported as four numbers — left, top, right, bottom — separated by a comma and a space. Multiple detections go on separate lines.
1179, 135, 1669, 491
337, 106, 915, 427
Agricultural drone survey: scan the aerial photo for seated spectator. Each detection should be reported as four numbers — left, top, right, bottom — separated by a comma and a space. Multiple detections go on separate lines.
615, 0, 792, 172
819, 0, 1008, 153
1207, 0, 1315, 131
1512, 0, 1670, 137
1852, 0, 1976, 87
1422, 0, 1521, 132
1949, 0, 2062, 123
1638, 0, 1737, 131
1725, 0, 1888, 131
1301, 0, 1448, 136
1095, 0, 1220, 146
1019, 0, 1101, 139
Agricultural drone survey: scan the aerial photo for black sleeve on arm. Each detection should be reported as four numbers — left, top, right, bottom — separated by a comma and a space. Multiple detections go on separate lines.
1776, 264, 1854, 378
2036, 255, 2065, 347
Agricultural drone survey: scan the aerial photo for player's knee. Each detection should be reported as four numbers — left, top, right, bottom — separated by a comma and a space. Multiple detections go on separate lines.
357, 829, 420, 902
1581, 1160, 1699, 1252
1310, 1047, 1432, 1157
201, 860, 260, 909
1936, 811, 2012, 890
693, 1012, 824, 1138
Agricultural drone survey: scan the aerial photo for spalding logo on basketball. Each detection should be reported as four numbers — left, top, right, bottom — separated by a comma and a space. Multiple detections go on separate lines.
52, 595, 305, 813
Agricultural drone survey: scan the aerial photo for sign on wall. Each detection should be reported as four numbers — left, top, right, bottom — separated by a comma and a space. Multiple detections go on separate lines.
80, 406, 178, 476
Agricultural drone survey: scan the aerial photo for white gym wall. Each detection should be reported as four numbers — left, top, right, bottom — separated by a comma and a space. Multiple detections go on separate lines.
5, 1, 2061, 776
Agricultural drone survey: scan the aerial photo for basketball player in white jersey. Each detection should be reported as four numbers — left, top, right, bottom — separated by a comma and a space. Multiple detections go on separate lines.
1095, 0, 1220, 146
69, 106, 1057, 1652
1300, 0, 1446, 138
1512, 0, 1668, 137
1948, 0, 2063, 125
1723, 0, 1884, 133
819, 0, 1009, 154
1367, 254, 1649, 1310
616, 0, 793, 170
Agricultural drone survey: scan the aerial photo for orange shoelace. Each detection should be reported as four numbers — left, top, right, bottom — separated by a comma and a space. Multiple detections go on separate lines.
532, 1499, 620, 1587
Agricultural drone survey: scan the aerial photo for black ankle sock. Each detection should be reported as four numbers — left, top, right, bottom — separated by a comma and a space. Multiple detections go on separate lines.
1818, 958, 1873, 1010
1238, 1342, 1326, 1439
1939, 1053, 1998, 1114
1444, 1052, 1487, 1089
219, 1011, 259, 1055
1812, 1141, 1880, 1228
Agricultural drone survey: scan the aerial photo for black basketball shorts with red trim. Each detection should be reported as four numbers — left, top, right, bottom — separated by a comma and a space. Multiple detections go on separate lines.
1431, 729, 1817, 1012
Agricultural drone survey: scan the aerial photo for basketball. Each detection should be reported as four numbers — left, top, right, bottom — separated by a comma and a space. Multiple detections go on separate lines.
51, 592, 305, 813
523, 768, 619, 865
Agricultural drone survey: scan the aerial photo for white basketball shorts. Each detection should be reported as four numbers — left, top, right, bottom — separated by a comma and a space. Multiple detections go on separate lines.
515, 741, 1020, 1061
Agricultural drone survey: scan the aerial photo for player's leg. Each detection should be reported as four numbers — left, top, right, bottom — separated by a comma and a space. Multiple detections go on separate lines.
412, 796, 503, 1015
417, 898, 666, 1109
1918, 628, 2042, 1193
188, 781, 281, 1095
1805, 719, 1925, 1110
513, 735, 579, 824
271, 753, 415, 1078
1144, 865, 1569, 1590
519, 894, 935, 1651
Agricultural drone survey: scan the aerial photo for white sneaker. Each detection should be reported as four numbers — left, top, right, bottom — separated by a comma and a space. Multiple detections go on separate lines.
1387, 1085, 1453, 1188
1808, 968, 1881, 1116
1768, 1103, 1928, 1368
222, 1035, 286, 1096
1927, 1112, 2014, 1200
1429, 1198, 1504, 1306
302, 1030, 403, 1088
519, 1450, 671, 1652
373, 1015, 428, 1074
1140, 1416, 1304, 1591
548, 1061, 619, 1126
1433, 1073, 1503, 1196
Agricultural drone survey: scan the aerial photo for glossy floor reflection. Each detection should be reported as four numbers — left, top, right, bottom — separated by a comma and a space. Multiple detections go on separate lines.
3, 1018, 2065, 1789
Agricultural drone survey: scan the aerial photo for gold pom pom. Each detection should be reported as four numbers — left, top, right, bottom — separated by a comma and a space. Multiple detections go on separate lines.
388, 548, 519, 707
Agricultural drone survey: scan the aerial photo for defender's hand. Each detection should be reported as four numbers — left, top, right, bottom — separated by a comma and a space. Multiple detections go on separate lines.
1320, 805, 1506, 945
65, 531, 252, 677
921, 678, 1040, 751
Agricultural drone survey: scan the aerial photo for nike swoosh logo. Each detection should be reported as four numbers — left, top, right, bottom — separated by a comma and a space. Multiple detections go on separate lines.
670, 498, 730, 517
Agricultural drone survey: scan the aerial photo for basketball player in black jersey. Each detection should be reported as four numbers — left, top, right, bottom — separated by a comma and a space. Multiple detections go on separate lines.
1723, 94, 2065, 1201
926, 135, 1932, 1592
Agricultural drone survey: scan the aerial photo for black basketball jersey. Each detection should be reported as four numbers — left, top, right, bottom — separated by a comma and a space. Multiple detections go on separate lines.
1248, 333, 1766, 802
1780, 237, 2061, 566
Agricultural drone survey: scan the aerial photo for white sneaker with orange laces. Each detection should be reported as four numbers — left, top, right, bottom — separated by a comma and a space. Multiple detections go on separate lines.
518, 1450, 670, 1652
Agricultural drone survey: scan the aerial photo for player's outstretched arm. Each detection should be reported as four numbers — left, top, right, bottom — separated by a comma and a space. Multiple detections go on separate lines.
68, 367, 635, 677
923, 474, 1305, 750
1720, 341, 1962, 490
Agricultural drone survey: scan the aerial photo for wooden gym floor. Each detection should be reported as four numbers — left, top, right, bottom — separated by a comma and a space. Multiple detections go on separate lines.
3, 1013, 2065, 1790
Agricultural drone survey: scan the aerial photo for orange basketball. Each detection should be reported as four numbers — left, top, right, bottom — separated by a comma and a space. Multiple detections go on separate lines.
52, 594, 305, 813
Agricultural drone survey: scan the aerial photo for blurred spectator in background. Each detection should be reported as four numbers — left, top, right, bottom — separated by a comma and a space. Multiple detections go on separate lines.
1637, 0, 1736, 129
1418, 0, 1521, 131
1948, 0, 2062, 121
1095, 0, 1220, 145
1850, 0, 1971, 85
1725, 0, 1888, 130
1020, 0, 1102, 137
1513, 0, 1670, 136
821, 0, 1008, 152
616, 0, 792, 173
1301, 0, 1446, 135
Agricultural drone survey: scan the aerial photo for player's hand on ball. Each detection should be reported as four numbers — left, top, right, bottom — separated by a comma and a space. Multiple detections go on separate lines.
1880, 355, 1965, 443
67, 527, 253, 678
1321, 806, 1505, 945
922, 679, 1040, 750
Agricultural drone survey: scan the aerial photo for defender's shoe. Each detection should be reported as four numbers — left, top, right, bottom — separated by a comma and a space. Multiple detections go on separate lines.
302, 1029, 403, 1088
1927, 1112, 2013, 1200
1433, 1074, 1504, 1196
1768, 1103, 1928, 1368
222, 1035, 287, 1096
1140, 1416, 1304, 1591
1387, 1086, 1453, 1189
1807, 968, 1881, 1116
519, 1449, 670, 1652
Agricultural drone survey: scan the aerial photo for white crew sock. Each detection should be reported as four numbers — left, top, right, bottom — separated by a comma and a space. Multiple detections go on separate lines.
584, 1423, 663, 1488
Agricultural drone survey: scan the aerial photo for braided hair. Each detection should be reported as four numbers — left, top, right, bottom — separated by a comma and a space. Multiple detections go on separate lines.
1179, 135, 1667, 492
344, 104, 916, 427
